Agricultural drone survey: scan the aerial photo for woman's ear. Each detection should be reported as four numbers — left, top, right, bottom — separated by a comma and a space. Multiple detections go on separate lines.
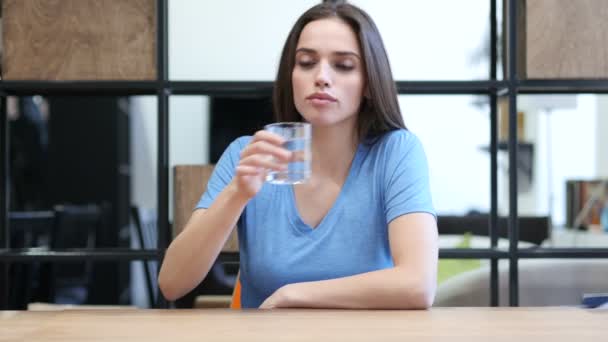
364, 85, 370, 99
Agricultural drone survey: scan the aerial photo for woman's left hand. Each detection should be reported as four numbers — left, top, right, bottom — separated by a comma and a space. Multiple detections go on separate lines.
259, 284, 295, 309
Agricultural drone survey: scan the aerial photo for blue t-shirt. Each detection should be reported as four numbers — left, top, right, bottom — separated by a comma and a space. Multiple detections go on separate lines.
196, 129, 435, 308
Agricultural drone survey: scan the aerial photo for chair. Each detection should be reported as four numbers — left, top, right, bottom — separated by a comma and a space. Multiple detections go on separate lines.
43, 204, 106, 305
130, 206, 158, 308
8, 205, 107, 308
173, 165, 240, 308
8, 210, 56, 309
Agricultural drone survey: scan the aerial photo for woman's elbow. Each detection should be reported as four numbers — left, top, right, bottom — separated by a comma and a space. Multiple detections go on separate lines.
411, 287, 435, 309
401, 282, 435, 309
158, 270, 181, 302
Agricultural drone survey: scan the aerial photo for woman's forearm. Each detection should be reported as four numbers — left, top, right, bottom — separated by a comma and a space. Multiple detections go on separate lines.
158, 181, 248, 301
279, 267, 435, 309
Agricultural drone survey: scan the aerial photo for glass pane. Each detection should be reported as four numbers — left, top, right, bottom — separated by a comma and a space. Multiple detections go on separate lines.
130, 96, 161, 256
404, 95, 496, 307
9, 96, 142, 250
338, 0, 490, 80
168, 96, 210, 223
515, 94, 608, 248
399, 95, 499, 250
169, 0, 319, 80
400, 95, 490, 214
130, 96, 158, 218
131, 96, 212, 224
170, 0, 491, 81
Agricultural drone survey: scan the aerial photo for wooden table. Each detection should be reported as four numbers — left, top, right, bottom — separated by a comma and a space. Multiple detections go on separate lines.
1, 307, 606, 341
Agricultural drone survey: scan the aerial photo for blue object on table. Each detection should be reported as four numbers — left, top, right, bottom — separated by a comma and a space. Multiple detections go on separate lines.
601, 204, 608, 232
582, 293, 608, 308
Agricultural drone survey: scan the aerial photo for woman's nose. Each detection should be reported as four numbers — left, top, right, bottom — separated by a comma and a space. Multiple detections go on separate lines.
314, 62, 331, 88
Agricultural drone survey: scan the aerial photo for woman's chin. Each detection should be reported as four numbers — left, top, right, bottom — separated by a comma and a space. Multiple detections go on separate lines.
302, 117, 336, 127
300, 112, 340, 126
302, 115, 355, 129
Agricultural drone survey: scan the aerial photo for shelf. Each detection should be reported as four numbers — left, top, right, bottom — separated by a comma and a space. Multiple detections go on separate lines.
169, 81, 504, 96
0, 248, 161, 261
479, 141, 533, 152
0, 81, 160, 96
0, 248, 243, 264
396, 81, 505, 94
169, 81, 274, 96
439, 248, 508, 259
517, 248, 608, 258
117, 80, 508, 96
0, 248, 512, 262
518, 79, 608, 94
0, 80, 508, 97
2, 79, 607, 97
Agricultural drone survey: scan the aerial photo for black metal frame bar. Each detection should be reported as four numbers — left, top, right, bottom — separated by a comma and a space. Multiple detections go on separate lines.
0, 95, 8, 308
517, 248, 608, 258
518, 79, 608, 93
3, 78, 608, 97
507, 0, 519, 306
1, 0, 607, 310
489, 0, 499, 307
0, 81, 159, 96
0, 249, 160, 261
155, 0, 169, 309
507, 0, 520, 307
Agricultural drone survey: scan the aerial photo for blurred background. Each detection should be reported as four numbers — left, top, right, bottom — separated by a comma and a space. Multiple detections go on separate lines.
2, 0, 607, 309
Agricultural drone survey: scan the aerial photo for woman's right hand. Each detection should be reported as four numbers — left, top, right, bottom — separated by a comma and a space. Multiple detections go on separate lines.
232, 130, 292, 199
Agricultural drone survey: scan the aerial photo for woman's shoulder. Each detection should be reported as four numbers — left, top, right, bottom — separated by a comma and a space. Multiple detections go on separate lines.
234, 135, 253, 146
216, 136, 252, 164
368, 129, 422, 152
226, 136, 253, 152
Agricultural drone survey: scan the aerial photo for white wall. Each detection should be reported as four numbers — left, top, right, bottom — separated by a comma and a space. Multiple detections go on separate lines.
169, 0, 319, 80
597, 96, 608, 178
168, 0, 490, 80
351, 0, 489, 80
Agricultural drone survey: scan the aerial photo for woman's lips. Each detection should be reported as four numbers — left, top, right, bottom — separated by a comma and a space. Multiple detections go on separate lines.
308, 98, 336, 106
306, 93, 337, 107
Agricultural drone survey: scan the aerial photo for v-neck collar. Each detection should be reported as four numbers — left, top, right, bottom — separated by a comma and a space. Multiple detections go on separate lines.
287, 143, 363, 235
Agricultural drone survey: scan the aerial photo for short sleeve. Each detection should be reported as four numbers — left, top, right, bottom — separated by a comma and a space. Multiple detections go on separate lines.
195, 136, 251, 209
383, 131, 435, 223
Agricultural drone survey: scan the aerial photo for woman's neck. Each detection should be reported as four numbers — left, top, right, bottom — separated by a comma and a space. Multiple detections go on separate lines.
310, 122, 359, 181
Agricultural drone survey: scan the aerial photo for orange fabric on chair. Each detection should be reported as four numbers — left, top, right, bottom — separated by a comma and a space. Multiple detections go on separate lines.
230, 278, 242, 309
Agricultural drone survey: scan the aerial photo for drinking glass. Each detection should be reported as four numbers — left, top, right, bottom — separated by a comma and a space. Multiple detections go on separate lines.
264, 122, 311, 184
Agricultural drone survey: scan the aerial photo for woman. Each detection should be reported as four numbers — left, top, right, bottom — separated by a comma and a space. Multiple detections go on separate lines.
159, 1, 438, 309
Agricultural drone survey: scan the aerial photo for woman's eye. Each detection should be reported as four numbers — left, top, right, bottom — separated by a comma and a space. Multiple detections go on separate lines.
297, 60, 315, 68
335, 63, 354, 71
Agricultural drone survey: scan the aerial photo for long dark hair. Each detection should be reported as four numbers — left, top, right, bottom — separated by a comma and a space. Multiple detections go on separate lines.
273, 1, 405, 141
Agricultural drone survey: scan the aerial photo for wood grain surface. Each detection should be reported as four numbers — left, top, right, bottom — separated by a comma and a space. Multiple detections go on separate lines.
526, 0, 608, 78
0, 308, 606, 341
2, 0, 156, 80
173, 165, 239, 252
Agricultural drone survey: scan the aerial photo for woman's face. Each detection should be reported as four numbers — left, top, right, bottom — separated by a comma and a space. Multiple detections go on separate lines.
292, 18, 366, 128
